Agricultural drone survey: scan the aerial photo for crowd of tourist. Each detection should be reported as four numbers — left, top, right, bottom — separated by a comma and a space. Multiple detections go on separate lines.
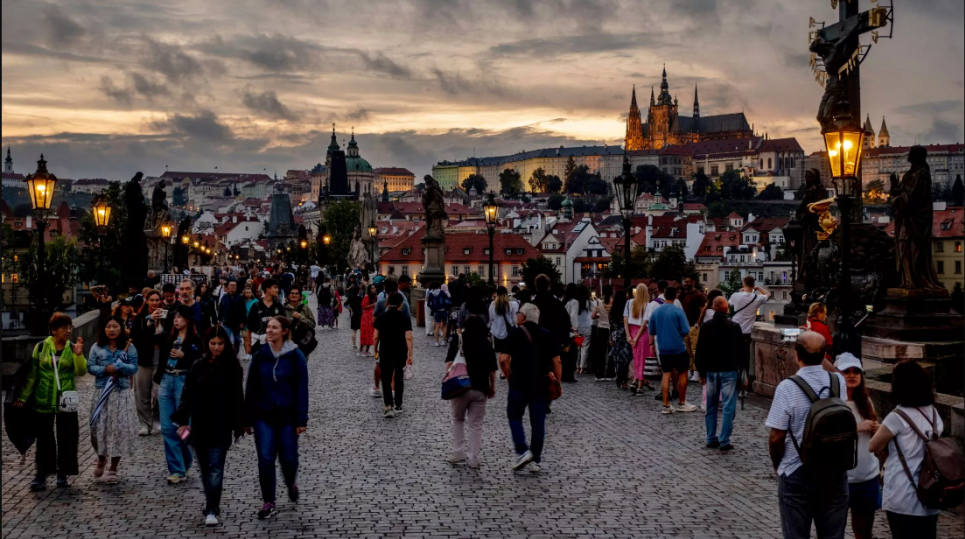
9, 262, 960, 537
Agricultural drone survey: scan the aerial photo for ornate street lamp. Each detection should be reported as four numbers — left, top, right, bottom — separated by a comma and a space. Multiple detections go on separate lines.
483, 192, 499, 286
822, 103, 864, 360
323, 234, 331, 246
182, 234, 189, 245
25, 154, 58, 332
92, 197, 112, 281
612, 152, 639, 292
160, 223, 172, 273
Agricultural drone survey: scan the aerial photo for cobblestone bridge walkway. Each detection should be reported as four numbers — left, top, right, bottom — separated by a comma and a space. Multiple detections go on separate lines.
3, 302, 962, 538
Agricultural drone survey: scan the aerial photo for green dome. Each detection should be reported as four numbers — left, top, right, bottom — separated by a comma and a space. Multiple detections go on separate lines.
346, 156, 373, 173
561, 196, 574, 207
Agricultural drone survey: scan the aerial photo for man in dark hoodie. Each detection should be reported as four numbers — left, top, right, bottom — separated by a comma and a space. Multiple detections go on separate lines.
694, 296, 744, 451
532, 274, 573, 383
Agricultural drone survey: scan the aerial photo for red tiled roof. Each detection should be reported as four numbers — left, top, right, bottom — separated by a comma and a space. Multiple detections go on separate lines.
743, 217, 788, 233
758, 138, 805, 153
651, 226, 687, 239
683, 203, 707, 211
726, 212, 743, 219
2, 172, 24, 181
381, 229, 540, 263
932, 207, 964, 239
695, 231, 742, 261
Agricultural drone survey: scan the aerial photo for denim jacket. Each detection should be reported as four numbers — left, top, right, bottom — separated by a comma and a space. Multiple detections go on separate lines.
87, 342, 139, 390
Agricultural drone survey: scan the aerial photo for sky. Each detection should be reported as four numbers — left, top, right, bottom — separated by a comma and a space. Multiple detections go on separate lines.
2, 0, 963, 182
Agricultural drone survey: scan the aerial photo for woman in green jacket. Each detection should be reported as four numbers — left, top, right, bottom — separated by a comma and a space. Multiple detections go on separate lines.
14, 312, 87, 491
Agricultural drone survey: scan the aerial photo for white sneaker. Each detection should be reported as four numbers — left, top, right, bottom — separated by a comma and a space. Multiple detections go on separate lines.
689, 370, 700, 382
528, 462, 542, 473
369, 388, 381, 398
447, 452, 467, 464
677, 402, 698, 413
383, 408, 395, 419
138, 427, 150, 436
661, 405, 675, 415
204, 514, 218, 527
512, 450, 534, 471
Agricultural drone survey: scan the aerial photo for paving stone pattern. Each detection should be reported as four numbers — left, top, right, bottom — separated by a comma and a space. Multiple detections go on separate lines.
2, 300, 962, 538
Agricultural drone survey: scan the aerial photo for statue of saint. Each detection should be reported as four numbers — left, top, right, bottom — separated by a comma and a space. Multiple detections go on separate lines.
795, 169, 827, 279
889, 146, 944, 290
810, 22, 861, 132
151, 179, 168, 214
422, 177, 447, 238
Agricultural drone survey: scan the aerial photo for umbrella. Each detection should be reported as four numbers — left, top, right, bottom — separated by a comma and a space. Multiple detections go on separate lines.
89, 377, 116, 428
3, 359, 36, 456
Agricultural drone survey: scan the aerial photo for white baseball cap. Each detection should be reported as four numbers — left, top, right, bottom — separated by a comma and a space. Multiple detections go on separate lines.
835, 352, 862, 372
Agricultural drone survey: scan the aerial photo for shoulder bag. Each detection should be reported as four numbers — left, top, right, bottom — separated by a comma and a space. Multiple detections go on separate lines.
441, 335, 472, 400
52, 347, 79, 414
520, 326, 562, 401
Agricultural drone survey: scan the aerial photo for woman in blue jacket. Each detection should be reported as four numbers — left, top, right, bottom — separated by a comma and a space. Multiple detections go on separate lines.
244, 316, 309, 520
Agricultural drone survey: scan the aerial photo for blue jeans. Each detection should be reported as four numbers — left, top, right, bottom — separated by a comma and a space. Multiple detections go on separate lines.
704, 371, 738, 446
778, 467, 849, 539
195, 444, 229, 516
158, 374, 193, 476
506, 389, 547, 463
223, 328, 243, 353
253, 420, 299, 504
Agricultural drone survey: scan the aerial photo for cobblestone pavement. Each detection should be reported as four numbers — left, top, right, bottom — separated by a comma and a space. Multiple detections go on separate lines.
3, 302, 962, 538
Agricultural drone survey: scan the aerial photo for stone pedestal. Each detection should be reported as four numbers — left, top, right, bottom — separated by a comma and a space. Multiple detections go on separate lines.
418, 233, 446, 289
861, 288, 962, 342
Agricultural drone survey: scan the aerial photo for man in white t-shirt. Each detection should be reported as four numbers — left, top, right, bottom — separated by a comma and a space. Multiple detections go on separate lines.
728, 275, 769, 395
765, 330, 849, 539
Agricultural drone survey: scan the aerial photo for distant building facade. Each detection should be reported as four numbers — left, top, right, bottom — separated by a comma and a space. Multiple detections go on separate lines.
375, 167, 416, 192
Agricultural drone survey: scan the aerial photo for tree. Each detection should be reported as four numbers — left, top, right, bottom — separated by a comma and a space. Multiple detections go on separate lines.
864, 179, 888, 204
635, 165, 672, 196
705, 200, 733, 219
323, 199, 361, 271
498, 168, 522, 197
719, 270, 743, 297
19, 236, 79, 314
952, 175, 965, 207
757, 183, 785, 201
546, 174, 563, 194
529, 167, 547, 193
650, 244, 698, 282
692, 171, 711, 197
465, 272, 486, 288
718, 169, 756, 200
673, 178, 689, 197
565, 165, 606, 195
521, 256, 561, 290
547, 193, 566, 211
462, 174, 487, 195
604, 246, 652, 281
416, 182, 426, 192
76, 182, 126, 291
172, 185, 185, 206
563, 156, 577, 184
223, 186, 232, 197
233, 185, 240, 196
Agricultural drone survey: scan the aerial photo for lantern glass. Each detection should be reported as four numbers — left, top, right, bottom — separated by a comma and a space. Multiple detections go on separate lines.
161, 224, 172, 238
823, 129, 864, 179
483, 193, 499, 227
368, 226, 377, 237
300, 240, 308, 249
323, 235, 331, 245
27, 177, 57, 212
182, 235, 189, 244
92, 200, 112, 228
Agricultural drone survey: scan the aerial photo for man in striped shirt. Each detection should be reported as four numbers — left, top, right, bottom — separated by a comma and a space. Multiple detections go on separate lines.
765, 331, 849, 539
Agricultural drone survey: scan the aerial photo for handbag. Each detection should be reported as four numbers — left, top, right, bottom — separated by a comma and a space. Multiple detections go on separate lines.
441, 336, 472, 400
520, 326, 562, 401
52, 350, 79, 414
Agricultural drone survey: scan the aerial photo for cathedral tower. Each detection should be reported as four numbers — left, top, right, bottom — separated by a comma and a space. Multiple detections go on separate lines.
625, 85, 645, 151
4, 146, 12, 174
863, 114, 876, 150
878, 117, 890, 148
648, 64, 679, 150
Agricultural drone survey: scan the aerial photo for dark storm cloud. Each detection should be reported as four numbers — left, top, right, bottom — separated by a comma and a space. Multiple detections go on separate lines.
920, 119, 963, 144
240, 86, 297, 121
431, 68, 507, 98
344, 109, 370, 122
42, 5, 86, 48
359, 52, 414, 79
140, 37, 209, 83
152, 110, 234, 143
131, 72, 171, 100
99, 76, 133, 106
199, 34, 329, 73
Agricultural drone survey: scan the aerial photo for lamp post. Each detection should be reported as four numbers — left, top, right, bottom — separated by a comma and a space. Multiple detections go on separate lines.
823, 103, 865, 360
483, 192, 499, 286
92, 197, 112, 282
612, 153, 639, 293
300, 239, 308, 264
367, 222, 378, 267
160, 223, 172, 273
25, 154, 58, 332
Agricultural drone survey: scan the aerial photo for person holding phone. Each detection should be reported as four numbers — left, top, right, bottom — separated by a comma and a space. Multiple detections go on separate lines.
14, 313, 87, 491
171, 326, 245, 527
87, 316, 139, 484
131, 290, 166, 436
243, 316, 308, 520
155, 305, 203, 484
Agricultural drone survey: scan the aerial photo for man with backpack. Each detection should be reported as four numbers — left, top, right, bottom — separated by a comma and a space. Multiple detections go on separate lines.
766, 331, 852, 539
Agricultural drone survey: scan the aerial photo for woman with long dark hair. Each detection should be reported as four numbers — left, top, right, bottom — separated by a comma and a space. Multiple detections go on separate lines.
113, 299, 136, 337
359, 284, 378, 357
171, 326, 245, 527
197, 281, 218, 319
130, 289, 165, 435
488, 286, 518, 358
608, 290, 633, 390
836, 353, 880, 539
591, 285, 613, 380
346, 284, 363, 348
155, 305, 203, 484
87, 316, 139, 483
697, 289, 723, 411
574, 285, 594, 375
244, 316, 309, 520
445, 312, 496, 467
870, 360, 943, 539
316, 281, 336, 329
560, 283, 580, 381
14, 313, 87, 490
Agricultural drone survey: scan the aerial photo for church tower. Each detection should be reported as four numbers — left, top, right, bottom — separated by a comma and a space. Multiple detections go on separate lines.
625, 85, 645, 151
862, 114, 876, 150
693, 85, 700, 132
878, 117, 890, 148
649, 65, 678, 150
4, 146, 12, 174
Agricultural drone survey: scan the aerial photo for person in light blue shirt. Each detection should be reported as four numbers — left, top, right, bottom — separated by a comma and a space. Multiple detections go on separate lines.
647, 286, 696, 414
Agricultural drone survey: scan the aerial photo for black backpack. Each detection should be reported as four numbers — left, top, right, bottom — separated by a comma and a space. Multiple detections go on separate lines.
788, 373, 858, 471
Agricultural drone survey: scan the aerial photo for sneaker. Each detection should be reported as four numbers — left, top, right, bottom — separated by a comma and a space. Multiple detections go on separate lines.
629, 386, 637, 395
383, 408, 395, 419
257, 503, 277, 520
204, 514, 219, 527
528, 462, 542, 473
676, 402, 698, 413
29, 477, 46, 491
699, 404, 706, 413
661, 405, 674, 414
369, 387, 381, 398
594, 378, 606, 382
719, 444, 735, 452
447, 452, 467, 464
167, 474, 185, 484
56, 474, 69, 488
138, 427, 150, 436
288, 483, 299, 503
468, 460, 481, 470
706, 440, 720, 449
393, 406, 403, 415
512, 450, 534, 471
689, 370, 700, 382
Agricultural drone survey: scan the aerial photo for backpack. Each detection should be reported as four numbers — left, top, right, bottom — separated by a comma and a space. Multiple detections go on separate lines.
893, 407, 965, 510
787, 373, 858, 471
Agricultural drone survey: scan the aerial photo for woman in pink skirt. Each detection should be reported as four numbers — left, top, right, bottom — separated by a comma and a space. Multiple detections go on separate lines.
623, 284, 654, 394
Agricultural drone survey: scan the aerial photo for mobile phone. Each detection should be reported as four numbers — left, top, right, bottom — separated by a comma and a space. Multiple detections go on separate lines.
157, 309, 168, 318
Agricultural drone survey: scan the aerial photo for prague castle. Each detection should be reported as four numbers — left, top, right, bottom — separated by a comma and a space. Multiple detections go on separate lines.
625, 66, 754, 151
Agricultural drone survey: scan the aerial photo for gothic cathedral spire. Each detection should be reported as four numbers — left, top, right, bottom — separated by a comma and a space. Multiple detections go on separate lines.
625, 85, 645, 151
878, 116, 890, 148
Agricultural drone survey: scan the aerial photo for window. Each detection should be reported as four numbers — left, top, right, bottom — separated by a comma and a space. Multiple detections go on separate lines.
512, 265, 519, 277
702, 273, 708, 282
478, 265, 485, 276
723, 271, 730, 281
956, 242, 962, 253
484, 248, 490, 255
936, 242, 944, 253
505, 249, 512, 255
711, 166, 719, 176
516, 249, 524, 255
463, 248, 471, 255
938, 261, 945, 274
464, 266, 470, 275
767, 158, 772, 169
401, 266, 409, 276
401, 248, 411, 255
956, 261, 962, 274
725, 164, 734, 172
555, 257, 561, 266
782, 291, 788, 300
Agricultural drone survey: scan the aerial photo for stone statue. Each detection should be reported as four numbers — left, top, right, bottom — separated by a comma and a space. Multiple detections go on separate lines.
889, 146, 944, 290
422, 177, 447, 238
145, 174, 171, 232
151, 179, 168, 214
361, 193, 377, 240
347, 225, 368, 270
810, 22, 861, 132
795, 169, 827, 278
